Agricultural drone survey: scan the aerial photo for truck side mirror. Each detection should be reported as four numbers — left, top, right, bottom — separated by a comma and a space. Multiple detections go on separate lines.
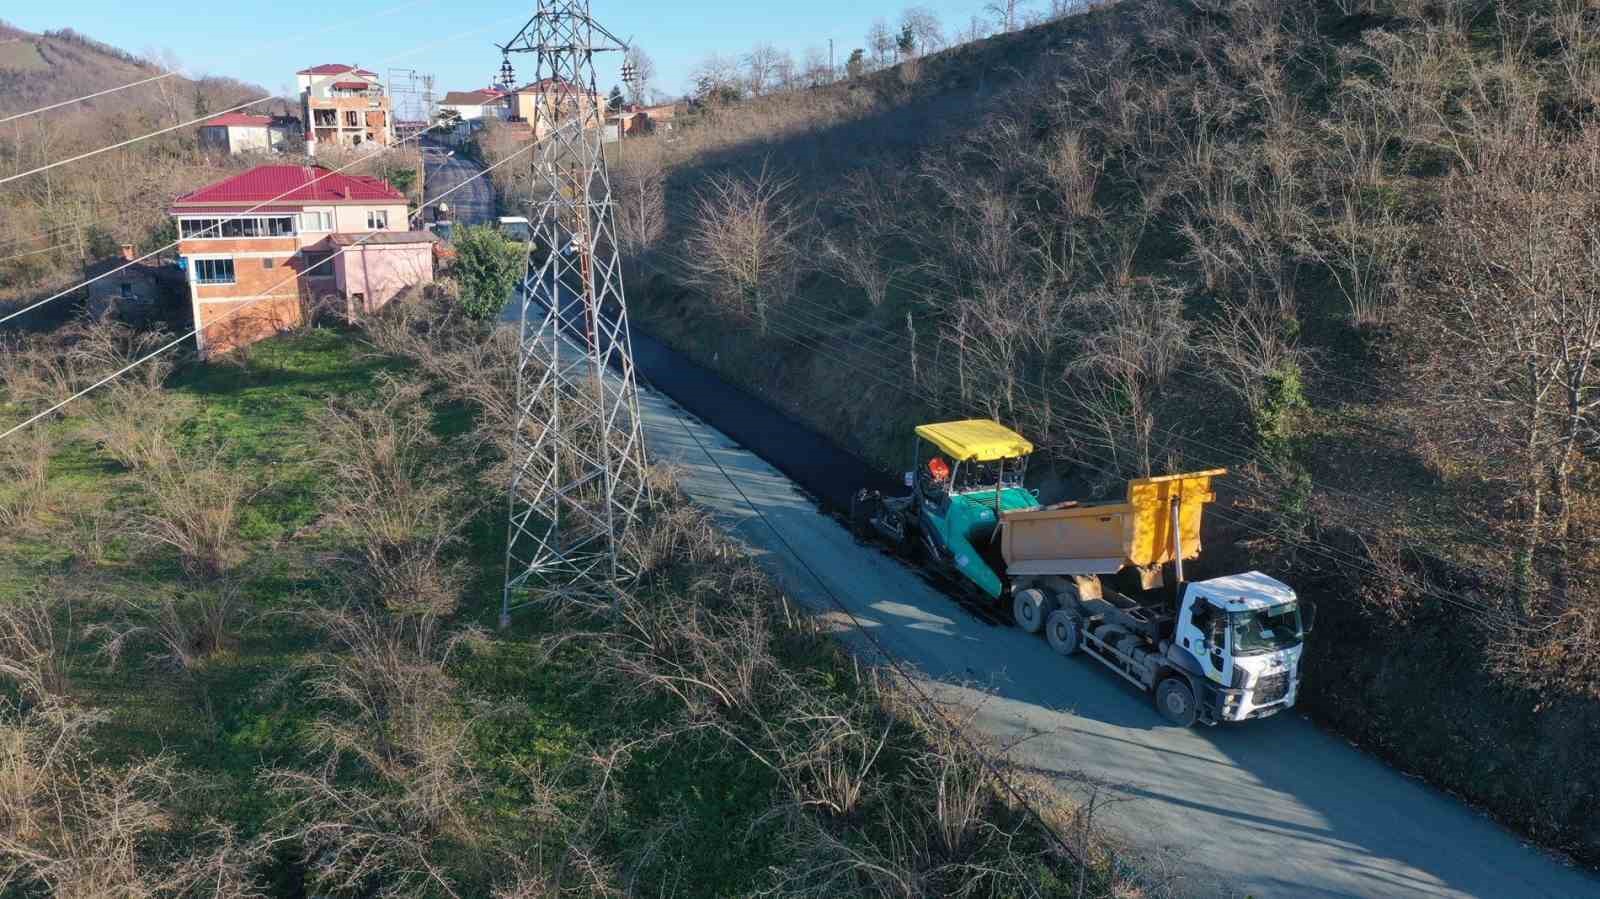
1302, 601, 1316, 635
904, 471, 914, 488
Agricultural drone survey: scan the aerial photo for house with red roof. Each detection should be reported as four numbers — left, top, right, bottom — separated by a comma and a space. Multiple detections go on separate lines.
295, 64, 392, 154
437, 87, 512, 144
169, 165, 436, 356
197, 112, 302, 155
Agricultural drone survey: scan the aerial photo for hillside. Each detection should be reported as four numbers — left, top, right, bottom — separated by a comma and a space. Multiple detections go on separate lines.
0, 21, 271, 118
608, 0, 1600, 867
0, 23, 288, 315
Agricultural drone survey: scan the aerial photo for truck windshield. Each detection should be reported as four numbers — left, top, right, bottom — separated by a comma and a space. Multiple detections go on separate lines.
1229, 604, 1303, 656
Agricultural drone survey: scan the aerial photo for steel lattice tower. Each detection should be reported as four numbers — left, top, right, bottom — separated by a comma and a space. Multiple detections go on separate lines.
500, 1, 648, 619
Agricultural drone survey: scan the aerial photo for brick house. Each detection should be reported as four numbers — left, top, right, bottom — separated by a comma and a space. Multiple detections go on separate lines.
197, 113, 301, 155
619, 102, 676, 135
297, 64, 393, 154
169, 165, 436, 356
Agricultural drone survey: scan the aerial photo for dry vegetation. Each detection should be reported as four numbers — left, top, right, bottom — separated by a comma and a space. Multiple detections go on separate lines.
0, 20, 394, 320
585, 0, 1600, 866
0, 292, 1142, 894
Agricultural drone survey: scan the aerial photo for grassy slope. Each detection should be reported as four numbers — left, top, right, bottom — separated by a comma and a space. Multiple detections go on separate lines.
622, 2, 1600, 867
0, 328, 1093, 895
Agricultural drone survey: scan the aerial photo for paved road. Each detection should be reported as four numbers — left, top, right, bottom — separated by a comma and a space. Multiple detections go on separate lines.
625, 352, 1600, 899
421, 141, 493, 228
502, 275, 1599, 898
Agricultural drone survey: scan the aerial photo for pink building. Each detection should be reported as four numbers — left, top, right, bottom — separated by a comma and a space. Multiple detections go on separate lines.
330, 232, 439, 319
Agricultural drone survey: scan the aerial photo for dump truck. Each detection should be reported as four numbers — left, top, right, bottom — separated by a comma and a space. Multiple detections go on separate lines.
851, 419, 1313, 726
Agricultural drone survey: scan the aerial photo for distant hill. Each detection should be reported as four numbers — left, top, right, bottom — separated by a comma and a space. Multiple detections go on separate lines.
0, 21, 285, 120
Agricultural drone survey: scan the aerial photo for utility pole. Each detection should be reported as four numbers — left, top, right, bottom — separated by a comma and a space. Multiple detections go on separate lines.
829, 38, 835, 83
498, 0, 650, 626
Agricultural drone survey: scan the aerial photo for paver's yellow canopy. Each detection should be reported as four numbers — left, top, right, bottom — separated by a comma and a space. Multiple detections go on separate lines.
915, 419, 1035, 462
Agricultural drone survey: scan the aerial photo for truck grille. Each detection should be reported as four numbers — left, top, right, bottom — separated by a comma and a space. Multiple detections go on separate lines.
1254, 671, 1290, 704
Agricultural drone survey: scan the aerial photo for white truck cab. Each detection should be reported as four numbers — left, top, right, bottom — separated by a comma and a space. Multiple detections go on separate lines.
1176, 572, 1310, 722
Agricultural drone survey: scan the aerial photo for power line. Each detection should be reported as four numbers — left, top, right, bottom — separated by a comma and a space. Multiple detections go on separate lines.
0, 0, 441, 127
748, 305, 1508, 619
756, 305, 1509, 608
0, 140, 535, 444
664, 395, 1088, 869
1, 133, 424, 329
0, 72, 180, 126
0, 95, 273, 187
0, 243, 71, 264
0, 12, 531, 329
0, 221, 88, 250
761, 296, 1542, 579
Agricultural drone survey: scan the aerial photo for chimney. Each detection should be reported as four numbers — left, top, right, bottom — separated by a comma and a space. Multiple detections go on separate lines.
119, 243, 136, 261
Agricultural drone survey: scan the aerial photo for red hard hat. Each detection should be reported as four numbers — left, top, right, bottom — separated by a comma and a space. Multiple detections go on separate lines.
927, 457, 951, 480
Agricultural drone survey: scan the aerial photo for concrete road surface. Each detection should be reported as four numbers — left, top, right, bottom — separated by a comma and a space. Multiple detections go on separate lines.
628, 367, 1599, 899
421, 141, 494, 227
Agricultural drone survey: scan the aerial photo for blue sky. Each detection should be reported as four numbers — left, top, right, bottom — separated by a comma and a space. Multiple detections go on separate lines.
7, 0, 1003, 102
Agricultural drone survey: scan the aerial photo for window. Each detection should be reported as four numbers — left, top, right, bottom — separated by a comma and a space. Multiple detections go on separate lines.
118, 282, 134, 299
344, 110, 359, 127
180, 218, 219, 239
262, 258, 275, 269
302, 250, 335, 277
179, 216, 294, 239
301, 211, 332, 232
367, 209, 389, 230
193, 259, 235, 284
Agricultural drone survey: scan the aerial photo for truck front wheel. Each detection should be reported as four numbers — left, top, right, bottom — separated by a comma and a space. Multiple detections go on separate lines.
1013, 588, 1053, 634
1156, 678, 1198, 728
1044, 609, 1081, 655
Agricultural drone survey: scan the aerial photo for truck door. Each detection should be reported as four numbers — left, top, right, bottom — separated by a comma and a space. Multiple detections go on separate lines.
1181, 596, 1231, 686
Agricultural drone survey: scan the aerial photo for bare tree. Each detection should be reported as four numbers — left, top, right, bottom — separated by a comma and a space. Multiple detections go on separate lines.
314, 377, 470, 618
1064, 278, 1190, 477
261, 608, 490, 897
900, 6, 945, 57
985, 0, 1020, 33
1195, 294, 1309, 439
614, 151, 667, 268
622, 44, 656, 105
867, 20, 896, 68
1412, 124, 1600, 612
690, 53, 743, 104
682, 166, 809, 332
744, 43, 788, 96
801, 45, 833, 86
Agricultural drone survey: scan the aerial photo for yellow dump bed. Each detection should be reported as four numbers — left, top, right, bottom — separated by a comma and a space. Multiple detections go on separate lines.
1000, 470, 1225, 577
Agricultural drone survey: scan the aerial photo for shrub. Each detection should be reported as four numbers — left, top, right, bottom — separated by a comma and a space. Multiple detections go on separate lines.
452, 225, 524, 322
125, 446, 256, 581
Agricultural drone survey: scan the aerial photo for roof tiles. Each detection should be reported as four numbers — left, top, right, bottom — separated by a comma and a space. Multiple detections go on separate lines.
171, 165, 405, 207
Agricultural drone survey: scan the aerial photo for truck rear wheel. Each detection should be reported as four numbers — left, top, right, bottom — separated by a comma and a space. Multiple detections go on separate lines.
1156, 677, 1198, 728
1013, 588, 1052, 634
1044, 609, 1081, 655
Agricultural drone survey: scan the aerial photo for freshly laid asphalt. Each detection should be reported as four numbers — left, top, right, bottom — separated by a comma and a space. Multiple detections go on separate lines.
421, 141, 494, 227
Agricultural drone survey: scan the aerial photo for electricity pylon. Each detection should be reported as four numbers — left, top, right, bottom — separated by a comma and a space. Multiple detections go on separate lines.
499, 0, 648, 623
